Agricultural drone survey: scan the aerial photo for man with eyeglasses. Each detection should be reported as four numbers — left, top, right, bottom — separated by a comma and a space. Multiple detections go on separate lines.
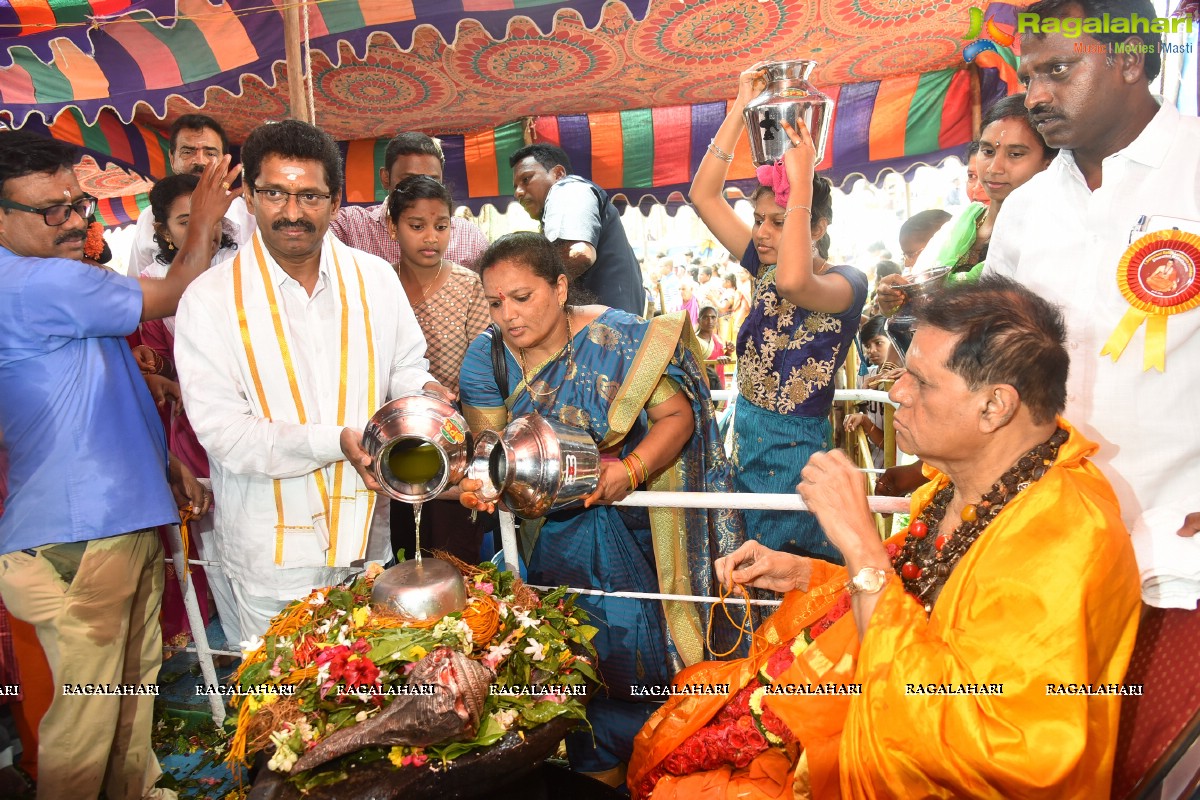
0, 130, 238, 800
173, 120, 450, 639
125, 114, 256, 277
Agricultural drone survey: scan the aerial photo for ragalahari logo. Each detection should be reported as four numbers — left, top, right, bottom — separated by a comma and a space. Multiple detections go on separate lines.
963, 5, 1017, 63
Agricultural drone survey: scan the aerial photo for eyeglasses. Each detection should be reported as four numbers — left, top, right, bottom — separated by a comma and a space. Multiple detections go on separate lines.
252, 187, 333, 209
0, 195, 97, 226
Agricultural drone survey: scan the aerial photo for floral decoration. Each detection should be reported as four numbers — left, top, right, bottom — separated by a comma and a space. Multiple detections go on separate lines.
226, 559, 597, 792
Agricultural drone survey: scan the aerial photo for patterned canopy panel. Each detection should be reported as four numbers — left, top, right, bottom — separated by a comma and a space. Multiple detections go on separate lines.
2, 0, 995, 133
1, 0, 1026, 213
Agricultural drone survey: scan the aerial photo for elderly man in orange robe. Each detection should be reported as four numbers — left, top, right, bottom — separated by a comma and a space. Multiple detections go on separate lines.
630, 276, 1140, 800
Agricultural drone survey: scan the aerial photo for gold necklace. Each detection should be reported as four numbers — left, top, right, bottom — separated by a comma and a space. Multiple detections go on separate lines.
518, 310, 573, 403
411, 260, 445, 305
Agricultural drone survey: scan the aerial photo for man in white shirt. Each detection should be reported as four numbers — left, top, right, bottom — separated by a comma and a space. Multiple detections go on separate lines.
987, 0, 1200, 608
174, 120, 448, 638
125, 114, 256, 277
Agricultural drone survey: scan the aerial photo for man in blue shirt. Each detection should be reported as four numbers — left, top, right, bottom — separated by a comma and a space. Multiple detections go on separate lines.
510, 144, 646, 316
0, 130, 236, 800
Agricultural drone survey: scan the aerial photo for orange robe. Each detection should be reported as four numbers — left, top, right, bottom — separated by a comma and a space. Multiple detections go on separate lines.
630, 420, 1141, 799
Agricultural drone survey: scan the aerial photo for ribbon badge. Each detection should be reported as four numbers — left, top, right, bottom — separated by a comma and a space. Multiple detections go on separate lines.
1101, 230, 1200, 371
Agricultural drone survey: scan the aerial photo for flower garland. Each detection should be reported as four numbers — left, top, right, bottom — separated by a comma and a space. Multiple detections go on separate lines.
226, 560, 598, 791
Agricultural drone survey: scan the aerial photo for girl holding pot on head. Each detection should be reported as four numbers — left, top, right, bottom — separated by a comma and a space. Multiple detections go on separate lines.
692, 64, 868, 563
457, 231, 746, 785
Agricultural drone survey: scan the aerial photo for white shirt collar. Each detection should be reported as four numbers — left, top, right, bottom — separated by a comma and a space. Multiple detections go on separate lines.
1054, 101, 1175, 185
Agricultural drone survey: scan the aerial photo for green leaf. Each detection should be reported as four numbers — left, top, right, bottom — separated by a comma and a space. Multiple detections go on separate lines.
327, 588, 354, 611
426, 715, 507, 762
519, 700, 574, 725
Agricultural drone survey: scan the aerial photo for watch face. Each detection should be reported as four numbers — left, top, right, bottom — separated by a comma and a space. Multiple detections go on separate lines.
852, 568, 887, 593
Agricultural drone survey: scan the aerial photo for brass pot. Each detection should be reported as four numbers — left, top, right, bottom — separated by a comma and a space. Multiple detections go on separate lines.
743, 60, 834, 167
361, 390, 470, 503
370, 557, 467, 620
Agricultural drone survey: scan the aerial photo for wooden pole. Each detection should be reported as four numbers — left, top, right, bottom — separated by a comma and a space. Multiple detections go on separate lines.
283, 2, 310, 123
969, 63, 983, 139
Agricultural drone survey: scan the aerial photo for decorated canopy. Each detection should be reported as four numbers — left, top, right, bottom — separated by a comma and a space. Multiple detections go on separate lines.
1, 0, 1024, 217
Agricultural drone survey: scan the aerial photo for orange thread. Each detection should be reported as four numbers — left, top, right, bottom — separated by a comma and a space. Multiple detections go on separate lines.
706, 581, 756, 658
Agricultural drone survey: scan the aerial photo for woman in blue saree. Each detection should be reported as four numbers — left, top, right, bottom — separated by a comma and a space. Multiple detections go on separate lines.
458, 232, 745, 785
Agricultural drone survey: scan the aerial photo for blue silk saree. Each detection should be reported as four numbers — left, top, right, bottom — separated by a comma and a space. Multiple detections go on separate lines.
460, 309, 746, 770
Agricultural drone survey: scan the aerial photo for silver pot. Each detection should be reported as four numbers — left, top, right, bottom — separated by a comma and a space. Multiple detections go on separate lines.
361, 390, 470, 503
743, 60, 834, 167
474, 414, 600, 519
466, 429, 504, 505
370, 557, 467, 620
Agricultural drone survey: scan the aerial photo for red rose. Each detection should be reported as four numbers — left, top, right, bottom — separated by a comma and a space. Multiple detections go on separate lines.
764, 641, 797, 677
745, 726, 767, 750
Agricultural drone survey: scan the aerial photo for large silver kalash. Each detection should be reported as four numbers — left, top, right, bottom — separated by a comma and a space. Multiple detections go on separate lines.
361, 389, 470, 503
467, 413, 600, 520
362, 389, 471, 619
742, 60, 834, 167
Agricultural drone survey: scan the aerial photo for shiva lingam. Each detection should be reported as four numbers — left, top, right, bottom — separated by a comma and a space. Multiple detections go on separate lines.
743, 59, 834, 166
466, 413, 600, 520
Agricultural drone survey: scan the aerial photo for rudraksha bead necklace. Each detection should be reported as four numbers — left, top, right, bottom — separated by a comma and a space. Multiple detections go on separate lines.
894, 426, 1070, 612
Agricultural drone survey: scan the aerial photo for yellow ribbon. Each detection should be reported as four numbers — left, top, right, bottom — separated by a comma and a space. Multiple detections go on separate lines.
1099, 308, 1148, 368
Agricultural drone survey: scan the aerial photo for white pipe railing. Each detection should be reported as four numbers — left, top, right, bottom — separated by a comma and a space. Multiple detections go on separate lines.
711, 387, 896, 406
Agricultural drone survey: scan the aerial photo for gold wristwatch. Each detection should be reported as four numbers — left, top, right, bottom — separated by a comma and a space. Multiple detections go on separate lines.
846, 567, 889, 596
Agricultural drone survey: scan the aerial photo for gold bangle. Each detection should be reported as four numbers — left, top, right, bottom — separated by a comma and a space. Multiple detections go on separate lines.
622, 459, 639, 492
784, 205, 811, 222
707, 139, 734, 163
628, 451, 650, 484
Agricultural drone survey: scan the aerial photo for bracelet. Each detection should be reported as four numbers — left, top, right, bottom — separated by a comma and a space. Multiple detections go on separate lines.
621, 459, 640, 492
707, 139, 734, 163
783, 205, 811, 222
628, 451, 650, 484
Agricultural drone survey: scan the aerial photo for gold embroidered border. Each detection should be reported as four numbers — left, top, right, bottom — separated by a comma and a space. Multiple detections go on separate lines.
327, 244, 351, 565
601, 311, 684, 450
647, 458, 704, 666
463, 403, 508, 435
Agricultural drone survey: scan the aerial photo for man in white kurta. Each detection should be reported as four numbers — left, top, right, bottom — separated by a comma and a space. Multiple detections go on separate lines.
986, 1, 1200, 609
175, 120, 440, 639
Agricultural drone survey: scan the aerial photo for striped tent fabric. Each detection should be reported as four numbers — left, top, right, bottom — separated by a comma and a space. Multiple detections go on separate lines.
0, 0, 650, 125
331, 61, 1010, 215
93, 192, 149, 227
340, 120, 526, 207
17, 107, 171, 178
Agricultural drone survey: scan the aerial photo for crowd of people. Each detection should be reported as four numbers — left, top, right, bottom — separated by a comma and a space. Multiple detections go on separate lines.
0, 0, 1197, 797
